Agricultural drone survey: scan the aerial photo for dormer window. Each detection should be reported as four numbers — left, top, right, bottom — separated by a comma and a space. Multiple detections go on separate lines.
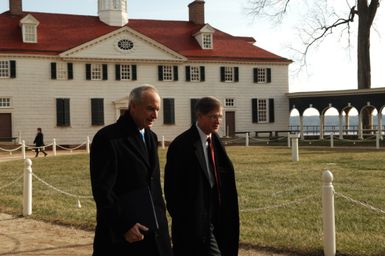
193, 24, 215, 50
202, 34, 212, 49
19, 14, 39, 43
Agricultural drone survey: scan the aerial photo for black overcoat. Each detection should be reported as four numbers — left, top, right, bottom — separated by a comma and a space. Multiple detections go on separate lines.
90, 112, 172, 256
164, 125, 239, 256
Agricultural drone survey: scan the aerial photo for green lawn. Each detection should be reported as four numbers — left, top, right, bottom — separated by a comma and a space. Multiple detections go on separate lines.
1, 147, 385, 255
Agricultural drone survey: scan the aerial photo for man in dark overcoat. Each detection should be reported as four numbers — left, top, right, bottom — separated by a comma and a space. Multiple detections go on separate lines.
164, 96, 239, 256
90, 85, 172, 256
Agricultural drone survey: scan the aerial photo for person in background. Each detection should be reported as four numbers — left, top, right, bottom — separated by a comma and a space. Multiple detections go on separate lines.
164, 96, 239, 256
33, 127, 47, 157
90, 85, 172, 256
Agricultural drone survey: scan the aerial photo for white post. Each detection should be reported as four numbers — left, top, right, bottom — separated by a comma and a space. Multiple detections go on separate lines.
161, 136, 165, 149
322, 170, 336, 256
22, 140, 26, 160
330, 133, 334, 148
245, 132, 249, 147
86, 136, 90, 154
53, 138, 57, 156
18, 131, 22, 144
289, 134, 300, 161
376, 131, 380, 149
23, 158, 33, 216
287, 132, 291, 148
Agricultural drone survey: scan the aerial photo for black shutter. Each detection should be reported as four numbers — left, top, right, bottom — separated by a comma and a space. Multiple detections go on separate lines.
200, 66, 205, 81
86, 64, 91, 80
91, 98, 104, 125
185, 66, 191, 81
163, 98, 175, 125
10, 60, 16, 78
102, 64, 108, 80
269, 98, 275, 123
115, 64, 121, 80
191, 98, 199, 125
173, 66, 178, 81
158, 66, 163, 81
132, 65, 137, 80
67, 63, 73, 80
220, 67, 225, 82
51, 62, 57, 80
234, 67, 239, 82
252, 98, 258, 123
267, 68, 271, 83
253, 68, 257, 83
56, 98, 70, 126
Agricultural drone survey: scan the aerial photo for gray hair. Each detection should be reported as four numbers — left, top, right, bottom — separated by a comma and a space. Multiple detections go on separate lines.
128, 84, 158, 106
195, 96, 222, 116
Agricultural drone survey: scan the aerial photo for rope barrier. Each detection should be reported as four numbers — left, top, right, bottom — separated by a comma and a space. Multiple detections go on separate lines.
31, 173, 93, 199
56, 142, 86, 151
0, 174, 23, 191
335, 191, 385, 215
0, 145, 22, 152
240, 194, 318, 212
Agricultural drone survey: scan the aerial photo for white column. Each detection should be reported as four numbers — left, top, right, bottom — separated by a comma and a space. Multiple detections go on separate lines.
161, 136, 165, 149
322, 170, 336, 256
23, 158, 33, 216
358, 113, 363, 139
330, 132, 334, 148
338, 114, 343, 139
320, 115, 324, 140
376, 131, 380, 149
245, 132, 249, 147
300, 115, 304, 140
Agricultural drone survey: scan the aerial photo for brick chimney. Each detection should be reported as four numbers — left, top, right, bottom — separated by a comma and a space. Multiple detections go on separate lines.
9, 0, 23, 15
188, 0, 205, 25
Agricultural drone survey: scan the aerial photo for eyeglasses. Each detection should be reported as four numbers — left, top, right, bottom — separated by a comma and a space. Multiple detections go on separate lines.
206, 114, 223, 121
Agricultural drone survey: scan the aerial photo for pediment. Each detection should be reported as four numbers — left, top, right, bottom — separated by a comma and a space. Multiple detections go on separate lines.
60, 27, 186, 62
20, 14, 39, 25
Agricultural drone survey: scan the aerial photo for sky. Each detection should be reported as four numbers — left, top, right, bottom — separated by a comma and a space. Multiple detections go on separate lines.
1, 0, 385, 93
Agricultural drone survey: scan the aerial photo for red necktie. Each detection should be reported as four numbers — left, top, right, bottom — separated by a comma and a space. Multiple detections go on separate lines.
207, 137, 221, 203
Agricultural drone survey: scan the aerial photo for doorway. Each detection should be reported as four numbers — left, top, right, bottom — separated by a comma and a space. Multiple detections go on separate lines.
225, 111, 235, 137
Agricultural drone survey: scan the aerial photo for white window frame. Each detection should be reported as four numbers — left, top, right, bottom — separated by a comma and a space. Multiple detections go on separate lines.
190, 66, 201, 82
56, 63, 68, 80
224, 67, 234, 82
202, 33, 213, 49
257, 99, 268, 123
162, 65, 173, 81
24, 24, 37, 43
120, 64, 131, 80
256, 68, 267, 83
225, 98, 235, 107
0, 98, 11, 108
0, 61, 10, 78
91, 64, 103, 80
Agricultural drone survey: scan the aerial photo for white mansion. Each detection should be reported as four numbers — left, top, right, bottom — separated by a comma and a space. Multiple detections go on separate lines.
0, 0, 291, 145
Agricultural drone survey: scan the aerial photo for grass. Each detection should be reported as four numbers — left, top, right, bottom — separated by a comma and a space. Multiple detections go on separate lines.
1, 147, 385, 255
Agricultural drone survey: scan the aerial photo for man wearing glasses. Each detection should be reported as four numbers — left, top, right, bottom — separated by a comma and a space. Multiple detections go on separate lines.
165, 96, 239, 256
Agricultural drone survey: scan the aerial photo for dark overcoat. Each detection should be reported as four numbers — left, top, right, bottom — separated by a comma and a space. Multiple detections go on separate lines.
33, 132, 44, 147
90, 112, 172, 256
164, 125, 239, 256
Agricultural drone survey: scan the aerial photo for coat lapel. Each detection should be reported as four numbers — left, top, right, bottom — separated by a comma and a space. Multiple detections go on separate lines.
191, 127, 212, 185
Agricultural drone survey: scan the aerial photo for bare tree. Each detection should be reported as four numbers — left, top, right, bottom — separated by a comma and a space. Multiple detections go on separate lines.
249, 0, 380, 89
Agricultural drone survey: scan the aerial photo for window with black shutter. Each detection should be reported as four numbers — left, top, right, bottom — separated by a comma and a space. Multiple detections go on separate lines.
163, 98, 175, 125
51, 62, 57, 80
10, 60, 16, 78
252, 98, 258, 123
85, 64, 91, 80
102, 64, 108, 80
131, 65, 137, 80
91, 98, 104, 126
67, 63, 73, 80
269, 98, 275, 123
56, 98, 70, 126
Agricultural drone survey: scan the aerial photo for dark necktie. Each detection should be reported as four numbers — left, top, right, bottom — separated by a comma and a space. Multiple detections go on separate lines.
207, 137, 221, 204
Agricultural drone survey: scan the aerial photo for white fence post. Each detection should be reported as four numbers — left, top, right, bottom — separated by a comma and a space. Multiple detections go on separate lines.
53, 138, 57, 156
23, 158, 33, 216
322, 170, 336, 256
245, 132, 249, 147
289, 134, 300, 161
161, 136, 165, 149
22, 140, 26, 160
330, 133, 334, 148
86, 136, 90, 154
287, 132, 291, 148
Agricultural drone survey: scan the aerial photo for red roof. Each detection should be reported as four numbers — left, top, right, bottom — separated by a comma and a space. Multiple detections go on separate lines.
0, 11, 291, 63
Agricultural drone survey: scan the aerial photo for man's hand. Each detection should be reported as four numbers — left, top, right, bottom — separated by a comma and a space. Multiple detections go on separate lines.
124, 223, 149, 243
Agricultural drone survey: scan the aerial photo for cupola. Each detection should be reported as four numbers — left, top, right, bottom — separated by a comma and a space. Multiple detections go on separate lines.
98, 0, 128, 26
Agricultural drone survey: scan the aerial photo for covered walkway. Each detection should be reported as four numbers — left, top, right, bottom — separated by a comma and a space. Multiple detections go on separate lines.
287, 88, 385, 140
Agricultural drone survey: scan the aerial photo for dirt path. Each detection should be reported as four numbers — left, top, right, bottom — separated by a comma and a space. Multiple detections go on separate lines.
0, 213, 289, 256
